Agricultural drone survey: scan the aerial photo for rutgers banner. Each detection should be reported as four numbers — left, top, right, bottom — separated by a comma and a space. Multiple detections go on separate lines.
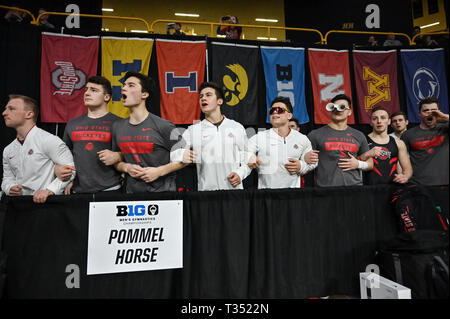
156, 40, 206, 124
400, 49, 449, 123
261, 47, 309, 124
308, 49, 354, 124
101, 37, 153, 118
210, 42, 261, 125
40, 33, 99, 123
352, 50, 400, 124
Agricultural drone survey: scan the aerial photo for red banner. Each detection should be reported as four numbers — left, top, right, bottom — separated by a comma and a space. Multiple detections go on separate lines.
40, 33, 99, 123
352, 50, 400, 124
308, 49, 354, 124
156, 40, 206, 124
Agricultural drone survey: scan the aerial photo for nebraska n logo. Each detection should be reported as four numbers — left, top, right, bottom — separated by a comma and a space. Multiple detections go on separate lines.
363, 66, 391, 110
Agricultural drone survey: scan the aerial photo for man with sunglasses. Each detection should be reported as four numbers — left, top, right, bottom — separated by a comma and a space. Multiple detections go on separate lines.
246, 97, 316, 188
307, 94, 373, 187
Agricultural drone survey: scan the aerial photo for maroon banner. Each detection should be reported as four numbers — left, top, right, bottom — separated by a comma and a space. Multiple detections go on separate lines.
352, 50, 400, 124
40, 33, 99, 123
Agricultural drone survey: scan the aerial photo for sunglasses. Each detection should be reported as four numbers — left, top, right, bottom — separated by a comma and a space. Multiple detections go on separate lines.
269, 106, 290, 115
326, 103, 350, 112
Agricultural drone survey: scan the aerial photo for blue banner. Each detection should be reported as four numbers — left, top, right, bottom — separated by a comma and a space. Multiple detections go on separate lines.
261, 47, 309, 124
400, 49, 449, 123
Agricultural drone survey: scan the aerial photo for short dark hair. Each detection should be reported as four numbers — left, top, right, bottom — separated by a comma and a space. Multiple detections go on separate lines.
390, 111, 407, 120
370, 105, 390, 116
419, 97, 439, 111
87, 75, 112, 96
270, 96, 293, 113
8, 94, 39, 122
199, 82, 224, 101
330, 94, 351, 107
289, 118, 300, 126
123, 72, 154, 96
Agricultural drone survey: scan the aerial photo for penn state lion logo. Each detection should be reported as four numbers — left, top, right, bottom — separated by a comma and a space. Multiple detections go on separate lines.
222, 64, 248, 106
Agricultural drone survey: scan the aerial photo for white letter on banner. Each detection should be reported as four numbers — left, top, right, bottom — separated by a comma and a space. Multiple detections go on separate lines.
65, 4, 80, 29
319, 74, 344, 102
365, 4, 380, 29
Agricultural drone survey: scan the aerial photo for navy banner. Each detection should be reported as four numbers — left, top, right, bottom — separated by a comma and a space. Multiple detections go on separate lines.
261, 47, 309, 124
400, 49, 449, 123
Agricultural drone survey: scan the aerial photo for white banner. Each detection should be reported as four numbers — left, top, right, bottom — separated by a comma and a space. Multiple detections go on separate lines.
87, 200, 183, 275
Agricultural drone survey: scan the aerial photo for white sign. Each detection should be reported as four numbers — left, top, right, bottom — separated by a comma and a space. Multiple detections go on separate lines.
87, 200, 183, 275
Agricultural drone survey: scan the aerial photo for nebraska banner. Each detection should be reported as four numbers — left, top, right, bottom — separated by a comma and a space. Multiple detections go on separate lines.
40, 33, 99, 123
210, 42, 262, 125
352, 50, 400, 124
101, 37, 153, 118
156, 40, 206, 124
308, 49, 355, 124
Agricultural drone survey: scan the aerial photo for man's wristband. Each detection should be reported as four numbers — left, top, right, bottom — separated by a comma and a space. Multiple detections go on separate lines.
358, 160, 369, 171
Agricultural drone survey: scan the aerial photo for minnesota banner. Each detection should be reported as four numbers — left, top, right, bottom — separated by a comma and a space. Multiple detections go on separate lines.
400, 48, 449, 123
353, 50, 400, 124
308, 48, 354, 124
40, 33, 99, 123
261, 47, 309, 124
210, 42, 261, 125
101, 37, 153, 118
156, 39, 206, 124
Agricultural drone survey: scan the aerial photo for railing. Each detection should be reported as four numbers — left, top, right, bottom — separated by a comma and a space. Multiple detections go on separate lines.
324, 30, 412, 45
411, 31, 448, 45
0, 5, 36, 23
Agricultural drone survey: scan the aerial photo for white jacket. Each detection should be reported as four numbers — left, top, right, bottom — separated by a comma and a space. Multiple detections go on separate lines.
1, 126, 75, 195
248, 128, 317, 189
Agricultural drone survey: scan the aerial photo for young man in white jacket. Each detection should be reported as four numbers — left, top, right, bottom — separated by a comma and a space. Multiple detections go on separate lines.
177, 82, 250, 191
1, 94, 75, 203
246, 97, 317, 188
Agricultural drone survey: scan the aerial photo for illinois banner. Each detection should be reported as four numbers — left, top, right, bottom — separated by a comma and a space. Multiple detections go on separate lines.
400, 49, 449, 123
101, 37, 153, 118
40, 33, 99, 123
210, 42, 261, 125
308, 49, 355, 124
156, 40, 206, 124
353, 50, 400, 124
261, 47, 309, 124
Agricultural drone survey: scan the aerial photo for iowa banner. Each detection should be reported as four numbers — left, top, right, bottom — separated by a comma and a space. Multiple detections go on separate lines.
400, 48, 449, 123
210, 42, 261, 125
101, 37, 153, 118
261, 47, 309, 124
308, 49, 354, 124
156, 40, 206, 124
40, 33, 99, 123
353, 50, 400, 124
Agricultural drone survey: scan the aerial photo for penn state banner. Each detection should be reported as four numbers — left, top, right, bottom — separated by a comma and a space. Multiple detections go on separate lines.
308, 48, 355, 124
156, 39, 206, 124
261, 47, 309, 124
210, 42, 261, 125
353, 50, 400, 124
101, 37, 153, 118
400, 48, 449, 123
40, 33, 99, 123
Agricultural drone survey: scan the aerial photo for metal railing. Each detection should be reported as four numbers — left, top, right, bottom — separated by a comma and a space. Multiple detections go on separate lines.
324, 30, 412, 45
0, 5, 36, 23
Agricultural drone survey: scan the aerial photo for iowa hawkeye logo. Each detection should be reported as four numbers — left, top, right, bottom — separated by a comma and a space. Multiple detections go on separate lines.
222, 64, 248, 106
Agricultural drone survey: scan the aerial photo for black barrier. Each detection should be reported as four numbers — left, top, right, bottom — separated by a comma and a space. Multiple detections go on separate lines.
0, 185, 448, 299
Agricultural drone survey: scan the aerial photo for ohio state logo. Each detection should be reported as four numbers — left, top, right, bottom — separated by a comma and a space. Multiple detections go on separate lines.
376, 147, 391, 160
52, 61, 86, 96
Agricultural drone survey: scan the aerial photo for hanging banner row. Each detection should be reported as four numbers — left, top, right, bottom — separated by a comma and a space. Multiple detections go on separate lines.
40, 33, 449, 125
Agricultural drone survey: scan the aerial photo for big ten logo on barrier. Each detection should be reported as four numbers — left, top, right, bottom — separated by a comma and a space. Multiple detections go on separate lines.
112, 59, 142, 102
65, 4, 80, 29
276, 64, 295, 107
116, 204, 159, 217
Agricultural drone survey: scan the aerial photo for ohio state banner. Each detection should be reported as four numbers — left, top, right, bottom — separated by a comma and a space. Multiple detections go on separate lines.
40, 33, 99, 123
352, 50, 400, 124
400, 48, 449, 123
101, 37, 153, 118
210, 42, 261, 125
261, 46, 309, 124
156, 40, 206, 124
308, 48, 355, 124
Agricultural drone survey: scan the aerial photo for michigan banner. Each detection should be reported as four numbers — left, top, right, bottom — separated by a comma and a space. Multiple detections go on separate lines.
156, 39, 206, 124
101, 37, 153, 118
400, 48, 449, 123
210, 42, 261, 125
353, 50, 400, 124
40, 33, 99, 123
261, 46, 309, 124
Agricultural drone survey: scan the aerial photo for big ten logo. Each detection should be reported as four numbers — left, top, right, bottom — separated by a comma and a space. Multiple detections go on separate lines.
116, 204, 159, 217
111, 59, 142, 101
276, 64, 295, 107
